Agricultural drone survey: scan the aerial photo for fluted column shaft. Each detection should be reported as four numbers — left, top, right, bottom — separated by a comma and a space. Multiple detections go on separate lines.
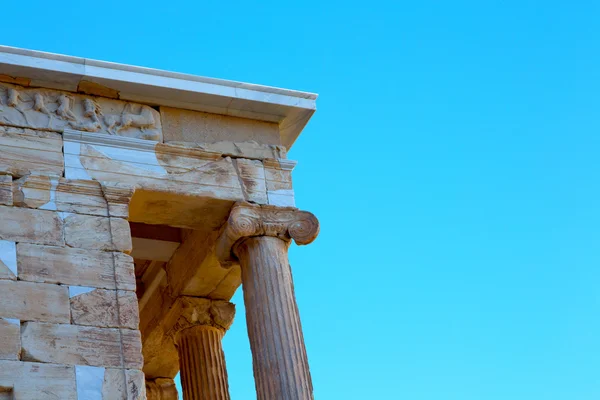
175, 325, 230, 400
235, 236, 313, 400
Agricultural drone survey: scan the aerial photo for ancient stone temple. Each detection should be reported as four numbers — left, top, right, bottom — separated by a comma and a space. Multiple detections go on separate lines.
0, 46, 319, 400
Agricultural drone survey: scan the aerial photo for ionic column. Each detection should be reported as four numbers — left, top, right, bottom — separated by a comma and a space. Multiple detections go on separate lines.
168, 297, 235, 400
216, 202, 320, 400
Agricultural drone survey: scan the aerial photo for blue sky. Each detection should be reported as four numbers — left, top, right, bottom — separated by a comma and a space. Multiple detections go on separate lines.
5, 1, 600, 398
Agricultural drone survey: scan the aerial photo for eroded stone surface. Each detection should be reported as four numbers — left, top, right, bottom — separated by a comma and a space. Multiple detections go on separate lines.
70, 288, 117, 328
216, 202, 319, 264
12, 175, 133, 217
0, 175, 12, 206
234, 158, 267, 204
17, 244, 135, 290
0, 82, 162, 141
118, 290, 140, 330
0, 126, 63, 177
165, 297, 235, 337
0, 205, 63, 246
0, 319, 20, 360
64, 214, 132, 252
161, 106, 280, 145
70, 287, 138, 330
0, 360, 77, 399
168, 140, 287, 160
0, 280, 69, 323
21, 322, 143, 368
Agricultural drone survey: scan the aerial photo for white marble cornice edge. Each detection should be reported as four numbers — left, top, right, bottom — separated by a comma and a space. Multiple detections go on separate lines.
0, 45, 317, 149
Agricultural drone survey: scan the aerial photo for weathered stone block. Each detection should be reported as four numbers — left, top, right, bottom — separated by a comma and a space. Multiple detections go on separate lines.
264, 158, 296, 207
70, 288, 118, 328
0, 280, 69, 323
65, 136, 243, 200
0, 360, 76, 399
70, 288, 139, 329
21, 322, 143, 369
121, 329, 144, 369
0, 319, 19, 360
168, 140, 287, 160
13, 175, 124, 216
235, 158, 267, 204
264, 163, 293, 191
0, 126, 63, 177
0, 175, 12, 206
118, 290, 140, 330
64, 214, 132, 252
75, 366, 145, 400
161, 106, 280, 145
17, 244, 136, 290
0, 206, 63, 246
103, 369, 146, 400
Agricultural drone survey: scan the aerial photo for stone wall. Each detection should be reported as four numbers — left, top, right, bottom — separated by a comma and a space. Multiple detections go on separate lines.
0, 169, 144, 399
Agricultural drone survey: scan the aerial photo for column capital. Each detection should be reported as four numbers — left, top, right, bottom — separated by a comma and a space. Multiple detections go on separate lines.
216, 201, 320, 264
166, 297, 235, 339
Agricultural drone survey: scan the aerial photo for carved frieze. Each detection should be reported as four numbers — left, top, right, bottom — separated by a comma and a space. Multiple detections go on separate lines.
0, 83, 162, 141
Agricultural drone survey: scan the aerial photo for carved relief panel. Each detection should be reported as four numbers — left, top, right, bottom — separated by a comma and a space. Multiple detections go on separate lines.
0, 83, 162, 141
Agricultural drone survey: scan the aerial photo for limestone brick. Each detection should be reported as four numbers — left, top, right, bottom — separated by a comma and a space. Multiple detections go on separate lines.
0, 280, 69, 323
234, 158, 267, 204
0, 175, 12, 206
118, 290, 141, 329
13, 176, 125, 217
0, 318, 20, 360
75, 367, 146, 400
160, 106, 280, 145
21, 322, 143, 368
70, 288, 139, 329
0, 126, 63, 177
121, 328, 144, 369
0, 205, 63, 246
0, 360, 77, 399
17, 243, 136, 290
63, 214, 132, 253
264, 158, 296, 207
264, 159, 294, 191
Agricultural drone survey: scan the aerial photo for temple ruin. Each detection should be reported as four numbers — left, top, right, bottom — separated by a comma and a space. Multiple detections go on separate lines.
0, 46, 319, 400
